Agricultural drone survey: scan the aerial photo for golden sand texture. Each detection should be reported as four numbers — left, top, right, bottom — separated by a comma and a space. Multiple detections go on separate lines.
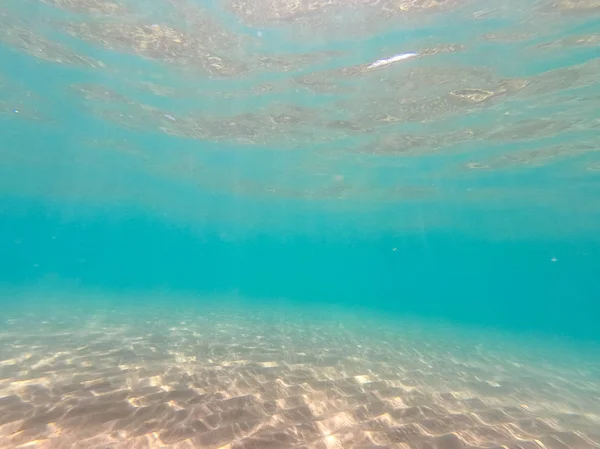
0, 304, 599, 449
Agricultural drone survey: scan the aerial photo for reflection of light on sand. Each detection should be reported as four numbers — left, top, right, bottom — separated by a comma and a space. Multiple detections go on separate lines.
354, 374, 374, 384
325, 433, 341, 448
0, 299, 599, 449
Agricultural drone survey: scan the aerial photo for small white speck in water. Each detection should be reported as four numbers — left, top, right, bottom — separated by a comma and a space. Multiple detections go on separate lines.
164, 114, 176, 121
367, 52, 418, 70
551, 257, 557, 262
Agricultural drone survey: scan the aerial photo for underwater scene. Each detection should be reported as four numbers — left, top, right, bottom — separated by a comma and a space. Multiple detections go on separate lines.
1, 0, 599, 448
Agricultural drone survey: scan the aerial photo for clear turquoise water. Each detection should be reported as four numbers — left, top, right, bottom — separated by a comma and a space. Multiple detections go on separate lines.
1, 2, 600, 446
2, 199, 600, 340
1, 0, 600, 340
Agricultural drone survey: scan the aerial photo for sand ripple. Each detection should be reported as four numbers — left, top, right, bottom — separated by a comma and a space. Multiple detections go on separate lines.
0, 304, 598, 449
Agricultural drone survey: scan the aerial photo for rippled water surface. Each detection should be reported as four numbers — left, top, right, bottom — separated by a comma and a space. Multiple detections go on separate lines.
2, 0, 599, 232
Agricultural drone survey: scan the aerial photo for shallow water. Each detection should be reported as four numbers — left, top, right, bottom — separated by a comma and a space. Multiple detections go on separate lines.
1, 0, 600, 448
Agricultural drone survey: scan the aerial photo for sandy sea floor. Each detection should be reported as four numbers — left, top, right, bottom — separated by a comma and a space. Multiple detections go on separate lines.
0, 294, 599, 449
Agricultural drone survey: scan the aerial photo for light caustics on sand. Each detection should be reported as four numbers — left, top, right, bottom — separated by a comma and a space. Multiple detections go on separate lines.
0, 303, 599, 449
366, 52, 419, 70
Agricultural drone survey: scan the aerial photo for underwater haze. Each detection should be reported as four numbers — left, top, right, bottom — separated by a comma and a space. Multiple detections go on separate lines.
1, 0, 600, 448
